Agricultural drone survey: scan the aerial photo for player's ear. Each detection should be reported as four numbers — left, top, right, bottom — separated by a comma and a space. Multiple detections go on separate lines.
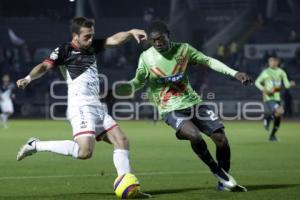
72, 33, 79, 40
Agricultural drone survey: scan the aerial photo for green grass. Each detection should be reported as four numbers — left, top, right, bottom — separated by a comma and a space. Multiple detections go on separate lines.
0, 120, 299, 200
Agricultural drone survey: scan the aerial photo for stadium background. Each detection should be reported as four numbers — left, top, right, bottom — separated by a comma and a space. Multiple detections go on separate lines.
0, 1, 300, 200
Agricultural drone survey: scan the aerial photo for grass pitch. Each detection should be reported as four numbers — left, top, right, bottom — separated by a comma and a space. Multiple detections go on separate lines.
0, 120, 299, 200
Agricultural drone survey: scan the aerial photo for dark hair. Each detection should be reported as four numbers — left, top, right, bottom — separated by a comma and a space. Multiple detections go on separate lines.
146, 21, 170, 36
70, 17, 94, 35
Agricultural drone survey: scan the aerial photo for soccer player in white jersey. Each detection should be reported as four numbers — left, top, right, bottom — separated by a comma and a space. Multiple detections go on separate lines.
0, 74, 15, 129
16, 17, 150, 197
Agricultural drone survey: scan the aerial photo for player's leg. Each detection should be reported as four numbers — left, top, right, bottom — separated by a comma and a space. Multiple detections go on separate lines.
177, 121, 219, 173
96, 111, 131, 176
210, 129, 230, 173
269, 105, 284, 141
263, 101, 273, 131
164, 107, 236, 189
0, 112, 12, 129
104, 126, 131, 176
176, 120, 238, 190
16, 134, 97, 161
193, 104, 246, 192
17, 108, 96, 161
0, 100, 13, 129
98, 114, 152, 198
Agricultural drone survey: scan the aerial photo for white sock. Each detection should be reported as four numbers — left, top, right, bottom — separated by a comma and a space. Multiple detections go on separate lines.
0, 114, 8, 128
113, 149, 131, 176
35, 140, 79, 158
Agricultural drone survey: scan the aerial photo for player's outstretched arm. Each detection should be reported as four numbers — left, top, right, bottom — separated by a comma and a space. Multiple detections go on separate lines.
234, 72, 253, 86
115, 57, 148, 96
16, 62, 52, 89
187, 44, 252, 85
104, 29, 147, 47
205, 57, 252, 85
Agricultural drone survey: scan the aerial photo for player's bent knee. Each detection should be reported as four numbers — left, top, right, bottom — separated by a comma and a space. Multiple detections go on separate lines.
78, 148, 93, 159
276, 107, 284, 115
211, 132, 228, 147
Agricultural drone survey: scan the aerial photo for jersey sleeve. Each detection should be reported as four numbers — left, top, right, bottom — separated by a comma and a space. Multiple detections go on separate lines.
187, 44, 210, 65
43, 46, 65, 67
255, 71, 266, 91
282, 70, 291, 89
130, 56, 149, 91
91, 39, 106, 54
115, 55, 149, 96
187, 44, 237, 77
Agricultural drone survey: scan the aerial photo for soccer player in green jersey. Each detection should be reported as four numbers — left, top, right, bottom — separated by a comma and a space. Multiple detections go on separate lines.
117, 21, 252, 192
255, 55, 295, 141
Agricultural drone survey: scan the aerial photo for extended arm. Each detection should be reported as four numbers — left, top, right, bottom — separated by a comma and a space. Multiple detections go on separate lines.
16, 62, 52, 89
255, 73, 265, 92
188, 44, 252, 85
104, 29, 147, 47
282, 71, 296, 89
115, 57, 148, 96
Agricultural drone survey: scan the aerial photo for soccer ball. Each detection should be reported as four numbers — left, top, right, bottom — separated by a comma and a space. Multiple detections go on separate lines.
113, 173, 141, 199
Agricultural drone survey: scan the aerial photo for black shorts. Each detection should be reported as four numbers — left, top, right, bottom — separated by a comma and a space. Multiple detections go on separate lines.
264, 100, 281, 115
164, 104, 224, 137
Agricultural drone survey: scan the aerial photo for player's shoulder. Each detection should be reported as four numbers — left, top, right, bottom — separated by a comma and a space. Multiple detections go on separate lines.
49, 43, 70, 59
141, 46, 155, 58
278, 68, 286, 74
171, 42, 190, 49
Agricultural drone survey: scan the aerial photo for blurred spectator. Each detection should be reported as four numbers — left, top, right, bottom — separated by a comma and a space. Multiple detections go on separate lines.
143, 7, 155, 24
216, 43, 225, 61
288, 29, 298, 43
229, 41, 238, 66
8, 29, 25, 46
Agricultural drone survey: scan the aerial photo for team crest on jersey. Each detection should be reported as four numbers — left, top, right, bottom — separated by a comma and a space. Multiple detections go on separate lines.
175, 55, 185, 65
80, 120, 88, 128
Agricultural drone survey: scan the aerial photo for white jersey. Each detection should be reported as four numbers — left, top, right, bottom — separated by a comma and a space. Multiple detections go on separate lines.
0, 83, 14, 101
44, 40, 117, 139
0, 83, 14, 113
44, 40, 106, 109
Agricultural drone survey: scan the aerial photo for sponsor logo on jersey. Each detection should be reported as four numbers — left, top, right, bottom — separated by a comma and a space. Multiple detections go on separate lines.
80, 120, 88, 128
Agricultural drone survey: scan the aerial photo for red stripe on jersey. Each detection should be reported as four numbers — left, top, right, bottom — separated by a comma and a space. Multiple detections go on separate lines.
150, 68, 162, 77
159, 87, 166, 97
171, 63, 181, 75
73, 131, 96, 138
43, 59, 55, 68
162, 88, 174, 107
179, 58, 188, 72
155, 67, 167, 76
161, 83, 187, 107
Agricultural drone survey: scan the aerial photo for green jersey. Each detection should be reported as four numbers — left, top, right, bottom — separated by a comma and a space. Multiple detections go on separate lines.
122, 42, 238, 117
255, 67, 291, 102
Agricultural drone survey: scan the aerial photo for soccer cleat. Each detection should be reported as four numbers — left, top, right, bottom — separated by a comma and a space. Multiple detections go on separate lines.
214, 168, 237, 190
269, 135, 278, 141
135, 191, 153, 198
217, 182, 247, 192
17, 138, 39, 161
231, 184, 248, 192
216, 182, 231, 191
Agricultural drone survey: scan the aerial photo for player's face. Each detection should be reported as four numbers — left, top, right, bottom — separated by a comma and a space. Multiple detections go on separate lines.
148, 31, 170, 53
76, 26, 95, 49
268, 57, 279, 68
